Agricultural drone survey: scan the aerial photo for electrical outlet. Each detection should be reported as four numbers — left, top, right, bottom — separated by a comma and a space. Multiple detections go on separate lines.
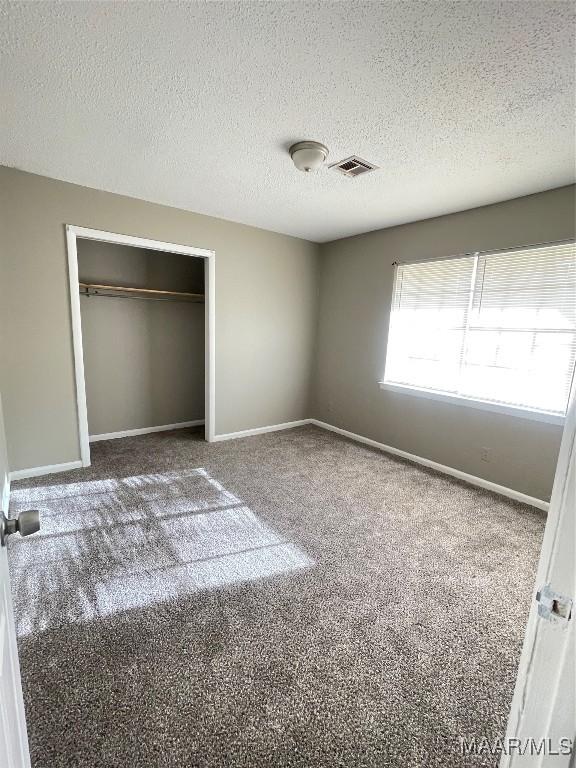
480, 447, 490, 462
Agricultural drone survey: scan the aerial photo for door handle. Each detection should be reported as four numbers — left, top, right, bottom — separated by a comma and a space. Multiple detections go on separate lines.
0, 510, 40, 546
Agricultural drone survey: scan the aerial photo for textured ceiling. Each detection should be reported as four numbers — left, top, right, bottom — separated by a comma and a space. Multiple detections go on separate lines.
1, 1, 574, 242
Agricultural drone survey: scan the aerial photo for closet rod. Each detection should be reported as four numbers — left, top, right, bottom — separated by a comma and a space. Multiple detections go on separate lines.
79, 282, 204, 302
80, 291, 202, 304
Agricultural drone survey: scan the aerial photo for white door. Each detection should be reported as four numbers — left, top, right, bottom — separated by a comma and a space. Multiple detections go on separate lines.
502, 380, 576, 767
0, 393, 32, 768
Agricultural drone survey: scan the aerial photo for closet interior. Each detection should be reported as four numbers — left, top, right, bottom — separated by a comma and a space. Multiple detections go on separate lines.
77, 239, 205, 440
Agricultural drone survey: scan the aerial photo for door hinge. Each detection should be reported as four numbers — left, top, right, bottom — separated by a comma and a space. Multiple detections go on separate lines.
536, 584, 573, 624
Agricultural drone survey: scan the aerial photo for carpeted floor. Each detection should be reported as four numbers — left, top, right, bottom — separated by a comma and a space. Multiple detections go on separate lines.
8, 425, 545, 768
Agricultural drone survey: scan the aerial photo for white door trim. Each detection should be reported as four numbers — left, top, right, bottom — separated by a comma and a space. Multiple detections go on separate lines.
65, 225, 216, 467
501, 376, 576, 766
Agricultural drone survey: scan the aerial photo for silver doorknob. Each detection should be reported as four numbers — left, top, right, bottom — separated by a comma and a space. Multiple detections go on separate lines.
0, 510, 40, 546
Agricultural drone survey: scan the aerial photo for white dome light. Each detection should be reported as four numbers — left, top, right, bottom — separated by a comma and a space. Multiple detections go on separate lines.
289, 141, 329, 173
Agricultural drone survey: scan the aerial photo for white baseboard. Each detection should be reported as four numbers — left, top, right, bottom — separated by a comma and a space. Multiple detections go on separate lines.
310, 419, 549, 512
213, 419, 310, 442
7, 417, 548, 510
1, 475, 10, 513
10, 461, 84, 482
89, 420, 205, 443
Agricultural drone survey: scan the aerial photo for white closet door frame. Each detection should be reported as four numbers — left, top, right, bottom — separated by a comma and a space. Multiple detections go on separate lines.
65, 225, 216, 467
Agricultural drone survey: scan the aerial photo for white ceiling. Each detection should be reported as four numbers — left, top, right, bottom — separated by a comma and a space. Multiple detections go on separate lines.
1, 2, 574, 242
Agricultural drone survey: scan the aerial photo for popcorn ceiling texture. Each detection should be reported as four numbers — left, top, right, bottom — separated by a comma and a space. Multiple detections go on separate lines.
0, 1, 574, 241
9, 426, 544, 767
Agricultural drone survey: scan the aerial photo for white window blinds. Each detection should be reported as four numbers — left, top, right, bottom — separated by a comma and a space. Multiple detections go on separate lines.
384, 241, 576, 416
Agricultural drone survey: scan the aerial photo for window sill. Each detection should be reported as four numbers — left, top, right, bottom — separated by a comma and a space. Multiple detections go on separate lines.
378, 382, 565, 426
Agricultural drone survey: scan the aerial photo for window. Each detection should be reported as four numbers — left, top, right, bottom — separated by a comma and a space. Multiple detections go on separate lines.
382, 241, 576, 421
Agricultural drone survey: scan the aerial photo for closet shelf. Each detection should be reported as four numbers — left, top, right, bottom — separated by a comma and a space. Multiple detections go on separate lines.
79, 282, 204, 302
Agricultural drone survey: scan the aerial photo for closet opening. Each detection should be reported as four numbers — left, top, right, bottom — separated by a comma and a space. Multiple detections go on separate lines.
65, 226, 215, 467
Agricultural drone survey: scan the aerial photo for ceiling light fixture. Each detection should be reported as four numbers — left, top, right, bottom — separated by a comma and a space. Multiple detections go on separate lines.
289, 141, 329, 173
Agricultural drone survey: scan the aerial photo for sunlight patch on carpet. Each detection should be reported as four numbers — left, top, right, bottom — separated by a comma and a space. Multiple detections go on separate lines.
9, 469, 313, 636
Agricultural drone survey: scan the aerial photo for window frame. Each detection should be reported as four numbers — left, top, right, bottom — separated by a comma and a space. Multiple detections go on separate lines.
378, 381, 565, 425
380, 239, 576, 426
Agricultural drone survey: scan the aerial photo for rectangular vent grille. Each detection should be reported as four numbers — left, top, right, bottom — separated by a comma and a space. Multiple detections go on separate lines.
329, 155, 378, 177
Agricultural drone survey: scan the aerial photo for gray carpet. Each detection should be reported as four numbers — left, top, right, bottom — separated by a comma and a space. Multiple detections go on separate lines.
8, 425, 545, 768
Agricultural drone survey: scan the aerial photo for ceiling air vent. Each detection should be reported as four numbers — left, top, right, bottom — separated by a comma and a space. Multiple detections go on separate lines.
329, 156, 378, 177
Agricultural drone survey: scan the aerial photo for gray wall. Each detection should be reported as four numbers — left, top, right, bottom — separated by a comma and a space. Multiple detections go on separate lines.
0, 167, 319, 471
0, 164, 572, 501
78, 241, 205, 436
313, 185, 576, 501
0, 393, 9, 513
0, 248, 9, 506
